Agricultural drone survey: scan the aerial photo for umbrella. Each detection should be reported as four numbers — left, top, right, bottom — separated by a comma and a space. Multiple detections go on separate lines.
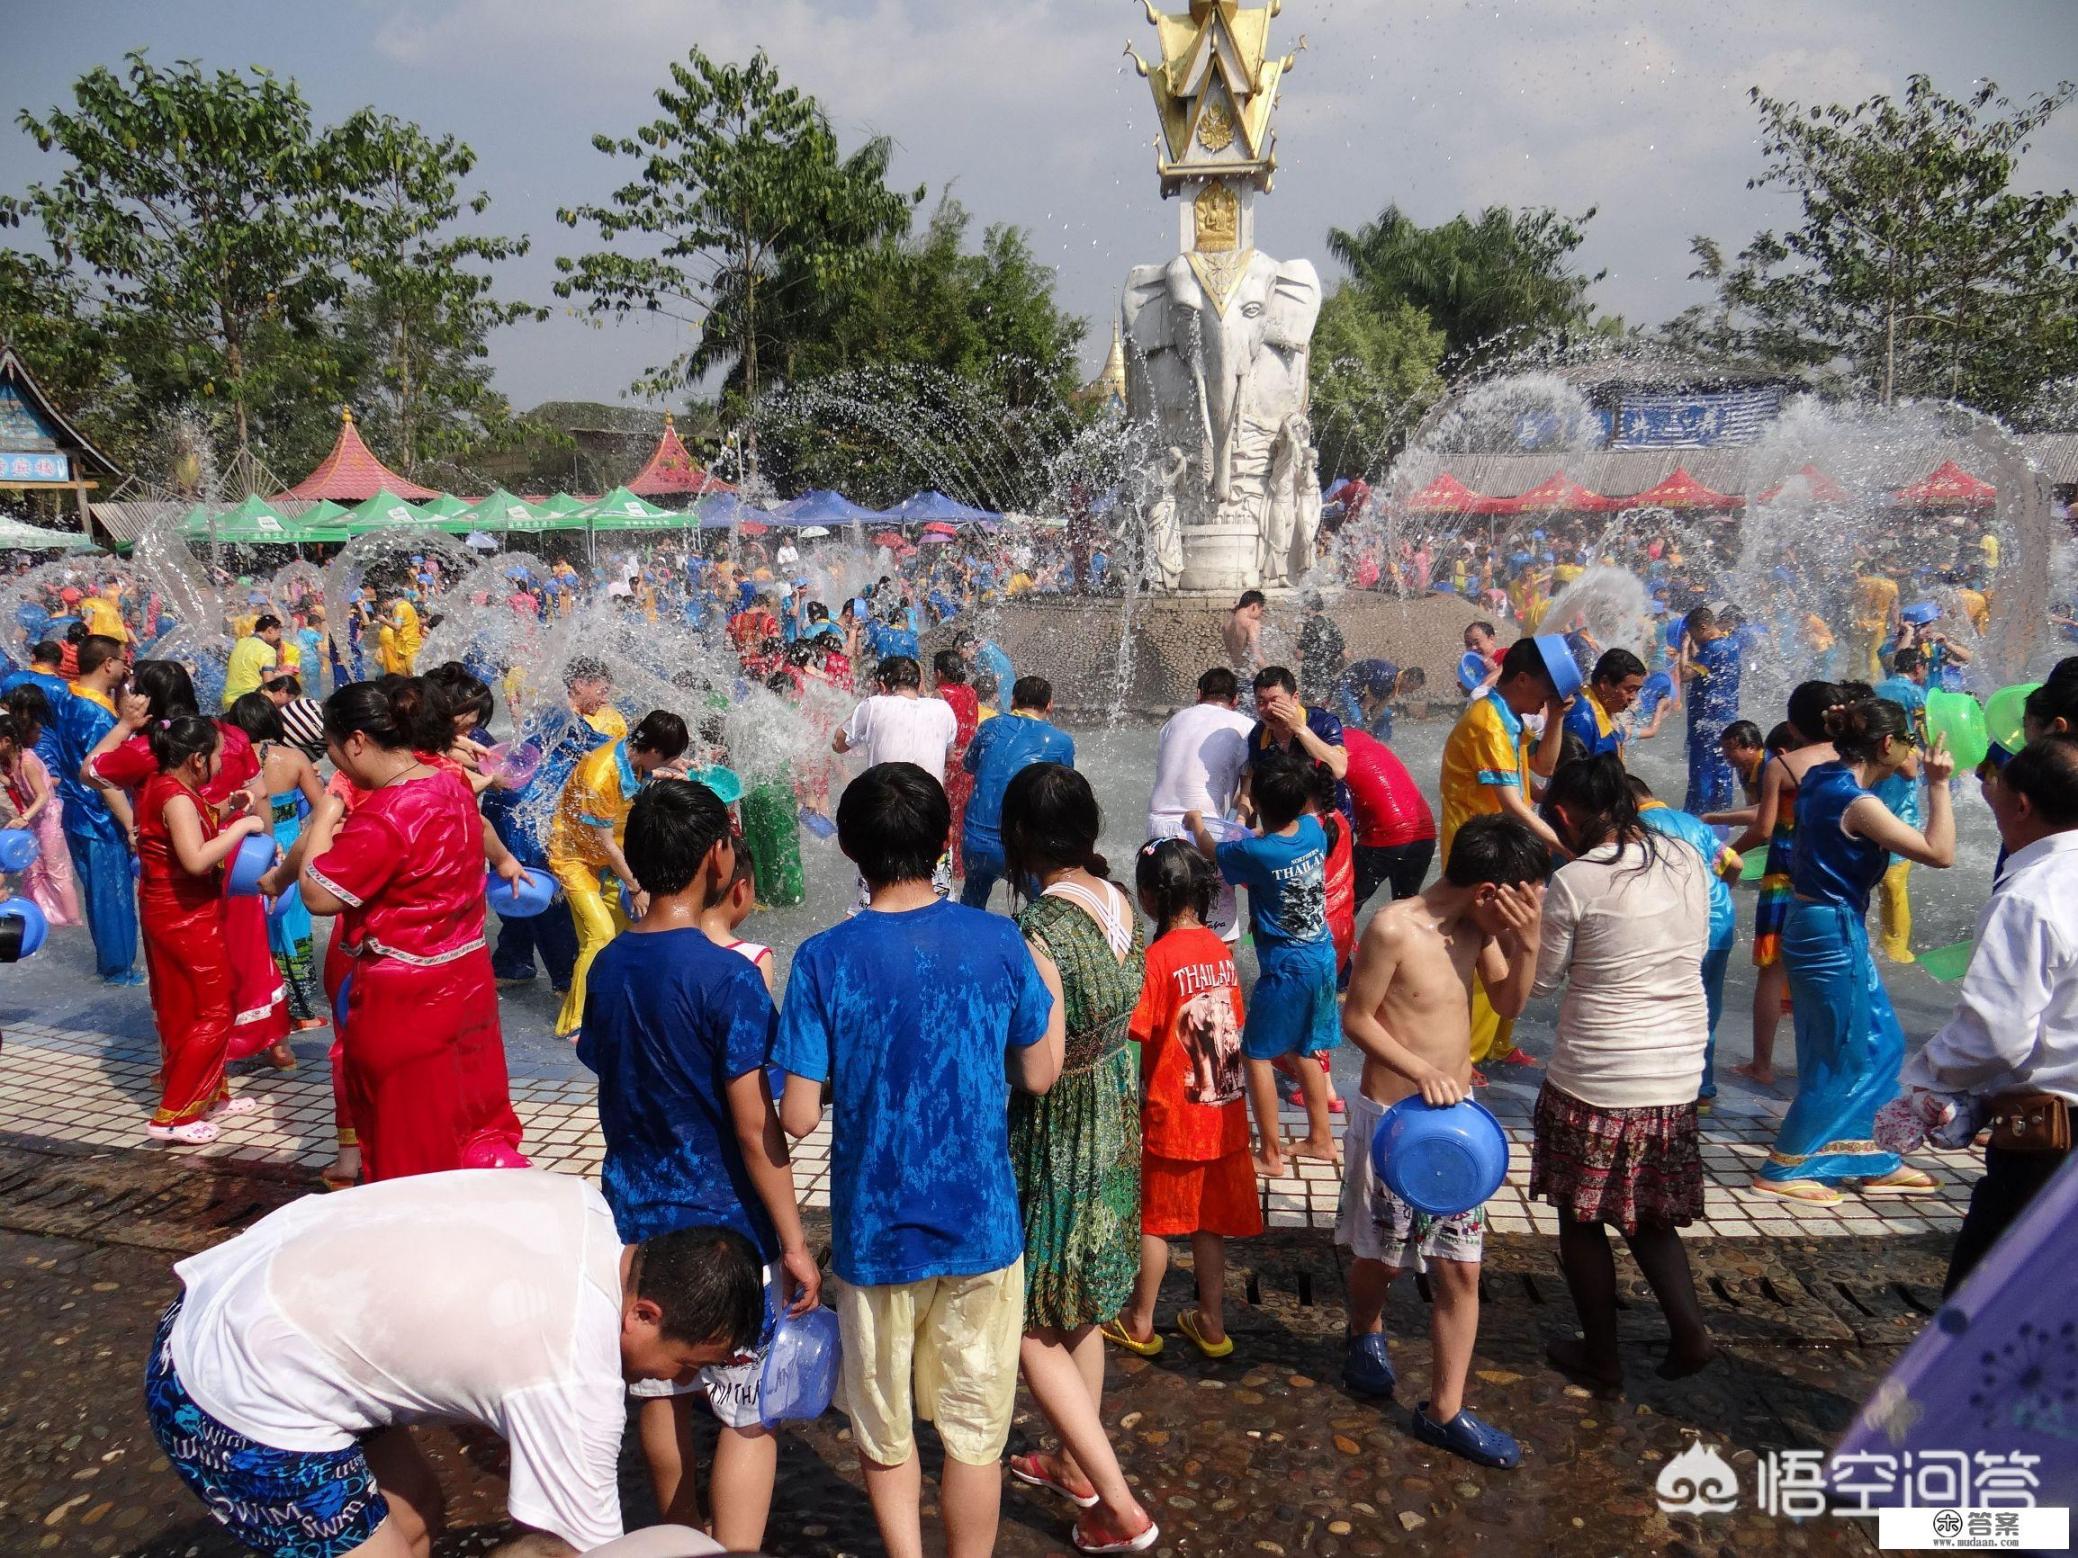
922, 521, 959, 536
872, 531, 904, 548
465, 531, 498, 550
798, 525, 831, 539
737, 520, 769, 537
920, 532, 956, 545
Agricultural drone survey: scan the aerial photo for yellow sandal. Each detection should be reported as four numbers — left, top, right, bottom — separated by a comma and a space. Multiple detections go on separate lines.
1177, 1308, 1234, 1359
1100, 1318, 1163, 1357
1750, 1177, 1843, 1206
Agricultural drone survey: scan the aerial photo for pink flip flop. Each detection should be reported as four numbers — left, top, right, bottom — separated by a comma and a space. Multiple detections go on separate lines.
1008, 1453, 1099, 1509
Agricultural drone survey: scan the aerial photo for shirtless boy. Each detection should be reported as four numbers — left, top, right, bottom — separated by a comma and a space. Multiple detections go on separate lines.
1334, 815, 1550, 1469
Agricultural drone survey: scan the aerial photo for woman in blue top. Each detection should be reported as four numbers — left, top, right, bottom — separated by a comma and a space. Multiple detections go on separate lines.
1756, 698, 1956, 1205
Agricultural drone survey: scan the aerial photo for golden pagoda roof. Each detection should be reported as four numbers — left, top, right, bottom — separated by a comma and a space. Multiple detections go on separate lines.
1128, 0, 1296, 193
1095, 318, 1129, 406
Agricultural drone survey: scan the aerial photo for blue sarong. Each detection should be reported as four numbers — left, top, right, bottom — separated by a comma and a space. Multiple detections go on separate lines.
65, 827, 138, 981
1758, 900, 1903, 1183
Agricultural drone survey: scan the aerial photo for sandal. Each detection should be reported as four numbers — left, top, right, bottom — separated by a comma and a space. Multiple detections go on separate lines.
1858, 1166, 1937, 1196
1008, 1452, 1098, 1509
147, 1118, 221, 1145
262, 1043, 298, 1070
1072, 1511, 1160, 1553
1750, 1177, 1843, 1206
1177, 1308, 1234, 1359
1099, 1318, 1163, 1358
208, 1096, 262, 1120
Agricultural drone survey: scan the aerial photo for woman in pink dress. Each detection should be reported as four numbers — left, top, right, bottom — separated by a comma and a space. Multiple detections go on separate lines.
0, 706, 81, 924
298, 676, 527, 1182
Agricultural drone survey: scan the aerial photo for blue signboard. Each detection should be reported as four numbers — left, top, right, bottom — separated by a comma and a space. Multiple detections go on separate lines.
0, 450, 70, 483
1613, 387, 1781, 448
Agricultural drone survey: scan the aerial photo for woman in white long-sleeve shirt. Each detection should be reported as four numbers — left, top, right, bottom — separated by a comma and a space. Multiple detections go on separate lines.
1526, 754, 1717, 1389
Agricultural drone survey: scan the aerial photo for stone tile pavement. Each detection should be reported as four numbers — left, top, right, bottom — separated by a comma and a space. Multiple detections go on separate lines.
0, 1017, 1980, 1238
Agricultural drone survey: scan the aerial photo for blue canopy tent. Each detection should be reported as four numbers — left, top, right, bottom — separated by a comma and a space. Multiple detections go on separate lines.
779, 489, 884, 527
693, 492, 760, 531
884, 489, 1000, 526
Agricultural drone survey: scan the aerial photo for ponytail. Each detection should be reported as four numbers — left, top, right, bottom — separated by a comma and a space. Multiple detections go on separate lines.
323, 675, 453, 754
1001, 762, 1110, 885
149, 714, 219, 773
1542, 752, 1653, 870
1136, 836, 1215, 937
1824, 697, 1910, 763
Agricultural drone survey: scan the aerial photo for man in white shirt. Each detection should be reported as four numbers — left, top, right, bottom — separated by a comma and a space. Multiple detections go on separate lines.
774, 538, 800, 571
145, 1170, 761, 1558
1147, 667, 1255, 938
832, 654, 957, 782
1901, 734, 2078, 1293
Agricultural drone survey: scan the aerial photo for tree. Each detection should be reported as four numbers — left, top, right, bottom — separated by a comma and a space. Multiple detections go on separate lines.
554, 47, 920, 405
330, 113, 547, 477
1307, 283, 1446, 478
0, 247, 140, 466
1697, 76, 2078, 414
1326, 202, 1604, 361
1, 53, 353, 461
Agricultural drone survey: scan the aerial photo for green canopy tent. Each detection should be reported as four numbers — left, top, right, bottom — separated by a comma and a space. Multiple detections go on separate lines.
0, 514, 99, 552
181, 494, 330, 546
462, 488, 553, 533
416, 494, 470, 518
573, 487, 683, 532
340, 490, 437, 537
539, 493, 588, 517
295, 499, 349, 526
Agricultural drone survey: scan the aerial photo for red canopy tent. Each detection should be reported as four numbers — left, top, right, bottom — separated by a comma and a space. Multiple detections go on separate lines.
277, 407, 440, 503
1494, 471, 1619, 514
1402, 471, 1514, 516
1754, 464, 1849, 505
1893, 459, 1995, 510
625, 412, 733, 499
1618, 465, 1745, 510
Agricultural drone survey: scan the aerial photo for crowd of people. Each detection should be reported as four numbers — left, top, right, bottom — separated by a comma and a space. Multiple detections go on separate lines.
2, 523, 2075, 1558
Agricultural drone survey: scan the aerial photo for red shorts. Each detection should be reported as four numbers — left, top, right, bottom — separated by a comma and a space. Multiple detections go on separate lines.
1142, 1149, 1264, 1239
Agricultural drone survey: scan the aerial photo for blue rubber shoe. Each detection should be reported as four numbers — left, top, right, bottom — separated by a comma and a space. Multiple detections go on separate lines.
1411, 1403, 1521, 1469
1342, 1332, 1397, 1398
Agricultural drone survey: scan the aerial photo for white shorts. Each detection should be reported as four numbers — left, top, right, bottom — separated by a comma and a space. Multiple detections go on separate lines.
1146, 813, 1240, 942
1335, 1091, 1486, 1272
628, 1263, 774, 1431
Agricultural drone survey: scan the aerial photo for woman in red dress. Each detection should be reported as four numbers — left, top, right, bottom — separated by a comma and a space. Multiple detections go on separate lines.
933, 649, 980, 872
85, 661, 292, 1068
136, 716, 292, 1144
298, 676, 527, 1181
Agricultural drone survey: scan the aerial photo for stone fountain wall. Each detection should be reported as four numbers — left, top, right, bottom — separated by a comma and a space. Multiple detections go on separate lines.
944, 591, 1510, 720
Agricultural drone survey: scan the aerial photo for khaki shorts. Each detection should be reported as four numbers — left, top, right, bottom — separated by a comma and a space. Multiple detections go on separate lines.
834, 1259, 1024, 1467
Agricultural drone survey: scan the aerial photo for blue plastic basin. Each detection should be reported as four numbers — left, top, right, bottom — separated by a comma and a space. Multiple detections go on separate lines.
1370, 1096, 1510, 1216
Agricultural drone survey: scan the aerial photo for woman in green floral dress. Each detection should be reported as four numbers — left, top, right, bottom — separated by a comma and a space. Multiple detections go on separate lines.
999, 762, 1159, 1553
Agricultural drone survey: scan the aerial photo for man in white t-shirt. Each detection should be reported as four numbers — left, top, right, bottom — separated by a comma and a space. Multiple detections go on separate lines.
1148, 666, 1256, 938
144, 1170, 761, 1558
832, 654, 957, 782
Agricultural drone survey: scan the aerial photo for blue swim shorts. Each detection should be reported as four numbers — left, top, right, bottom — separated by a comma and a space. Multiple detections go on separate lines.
145, 1299, 389, 1558
1242, 942, 1342, 1061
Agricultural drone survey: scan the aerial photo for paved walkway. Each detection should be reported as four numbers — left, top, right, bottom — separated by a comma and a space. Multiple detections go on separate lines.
0, 1016, 1978, 1240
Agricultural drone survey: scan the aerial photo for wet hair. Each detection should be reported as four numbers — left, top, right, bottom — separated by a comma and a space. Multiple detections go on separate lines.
634, 1225, 764, 1352
1251, 749, 1313, 833
1836, 680, 1874, 703
3, 684, 49, 742
1011, 675, 1052, 711
322, 676, 453, 754
624, 776, 732, 897
1002, 762, 1107, 883
973, 672, 999, 704
1721, 719, 1764, 751
2023, 659, 2078, 736
1555, 728, 1592, 770
1682, 605, 1716, 638
425, 662, 494, 732
1890, 646, 1925, 677
263, 672, 302, 697
1442, 815, 1551, 888
149, 713, 220, 773
1825, 698, 1912, 763
562, 655, 610, 689
876, 655, 922, 692
225, 692, 285, 744
1624, 773, 1656, 802
1785, 681, 1841, 743
1542, 753, 1656, 867
1235, 590, 1267, 611
1497, 636, 1551, 687
76, 635, 123, 677
28, 640, 60, 665
1399, 665, 1427, 692
1136, 836, 1217, 937
728, 840, 758, 894
1253, 665, 1299, 696
1592, 648, 1646, 685
132, 660, 201, 721
1198, 667, 1239, 702
252, 614, 281, 635
629, 710, 691, 761
1467, 621, 1497, 640
0, 712, 16, 751
932, 649, 967, 685
838, 761, 950, 888
1999, 734, 2078, 828
1763, 721, 1798, 756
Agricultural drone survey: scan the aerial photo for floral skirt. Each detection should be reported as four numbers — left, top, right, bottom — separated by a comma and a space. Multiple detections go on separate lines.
1530, 1082, 1703, 1234
1010, 1041, 1141, 1329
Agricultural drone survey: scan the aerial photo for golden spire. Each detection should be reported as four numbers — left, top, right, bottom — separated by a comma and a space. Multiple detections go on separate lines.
1131, 0, 1290, 195
1098, 317, 1129, 406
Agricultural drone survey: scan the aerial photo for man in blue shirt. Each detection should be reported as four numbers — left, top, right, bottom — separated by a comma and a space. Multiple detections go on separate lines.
578, 777, 816, 1549
1564, 648, 1648, 762
960, 631, 1014, 697
1243, 665, 1350, 823
775, 761, 1059, 1558
1680, 606, 1744, 814
869, 609, 920, 664
959, 675, 1076, 908
0, 640, 70, 777
52, 635, 140, 983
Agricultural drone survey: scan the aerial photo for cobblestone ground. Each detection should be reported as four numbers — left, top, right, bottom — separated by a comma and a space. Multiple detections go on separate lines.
0, 1136, 1939, 1557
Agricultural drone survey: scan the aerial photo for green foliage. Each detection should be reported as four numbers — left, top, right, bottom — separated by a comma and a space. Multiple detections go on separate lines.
0, 246, 141, 468
1326, 202, 1604, 361
1307, 283, 1445, 479
554, 47, 921, 404
1692, 76, 2078, 414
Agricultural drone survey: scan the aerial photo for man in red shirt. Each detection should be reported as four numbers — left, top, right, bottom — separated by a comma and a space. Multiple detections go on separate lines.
1342, 726, 1437, 910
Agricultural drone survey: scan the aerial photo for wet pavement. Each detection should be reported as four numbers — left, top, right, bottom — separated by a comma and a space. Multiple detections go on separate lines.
0, 1135, 1932, 1556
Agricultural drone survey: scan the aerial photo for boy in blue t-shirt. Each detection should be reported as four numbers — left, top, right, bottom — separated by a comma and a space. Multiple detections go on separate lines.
773, 760, 1060, 1558
1187, 749, 1342, 1177
577, 777, 818, 1551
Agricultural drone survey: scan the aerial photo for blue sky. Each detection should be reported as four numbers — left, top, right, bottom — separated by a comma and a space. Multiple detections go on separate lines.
4, 0, 2075, 412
